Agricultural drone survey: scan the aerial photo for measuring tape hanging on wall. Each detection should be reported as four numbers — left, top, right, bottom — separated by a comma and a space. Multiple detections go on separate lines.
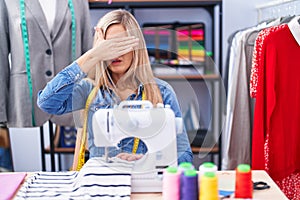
19, 0, 76, 126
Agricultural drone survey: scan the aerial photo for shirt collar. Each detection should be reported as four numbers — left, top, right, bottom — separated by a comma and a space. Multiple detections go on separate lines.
288, 16, 300, 46
137, 83, 144, 96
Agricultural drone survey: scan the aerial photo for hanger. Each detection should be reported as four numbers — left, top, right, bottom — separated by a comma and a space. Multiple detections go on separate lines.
245, 30, 261, 47
245, 18, 275, 47
280, 15, 296, 24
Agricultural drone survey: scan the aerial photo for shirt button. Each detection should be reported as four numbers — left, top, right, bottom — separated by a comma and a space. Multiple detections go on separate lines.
45, 49, 52, 55
45, 70, 52, 76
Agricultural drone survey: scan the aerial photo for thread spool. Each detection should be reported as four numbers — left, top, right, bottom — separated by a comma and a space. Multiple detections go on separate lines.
181, 169, 198, 200
163, 166, 180, 200
199, 162, 217, 175
199, 171, 219, 200
198, 162, 217, 194
235, 164, 253, 198
178, 162, 194, 200
179, 162, 194, 172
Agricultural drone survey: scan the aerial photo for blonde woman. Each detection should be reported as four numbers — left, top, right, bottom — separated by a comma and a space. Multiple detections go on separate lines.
38, 10, 193, 168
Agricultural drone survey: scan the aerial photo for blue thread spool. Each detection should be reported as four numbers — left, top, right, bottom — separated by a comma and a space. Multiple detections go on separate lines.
181, 169, 198, 200
178, 162, 194, 200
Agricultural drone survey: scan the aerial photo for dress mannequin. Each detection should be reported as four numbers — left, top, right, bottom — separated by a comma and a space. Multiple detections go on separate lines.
0, 0, 93, 128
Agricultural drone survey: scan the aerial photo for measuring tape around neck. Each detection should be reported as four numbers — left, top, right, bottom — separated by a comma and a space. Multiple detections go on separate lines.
19, 0, 76, 126
132, 90, 146, 154
76, 87, 98, 171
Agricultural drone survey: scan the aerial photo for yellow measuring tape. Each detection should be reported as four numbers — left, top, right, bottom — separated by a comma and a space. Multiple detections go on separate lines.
76, 87, 97, 171
76, 87, 146, 170
132, 138, 140, 154
132, 90, 146, 154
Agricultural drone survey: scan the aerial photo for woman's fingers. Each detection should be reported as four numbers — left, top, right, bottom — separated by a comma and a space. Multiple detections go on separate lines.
116, 153, 143, 161
128, 154, 143, 161
98, 28, 104, 40
94, 27, 104, 40
111, 36, 139, 44
92, 36, 139, 61
108, 37, 139, 53
116, 153, 130, 160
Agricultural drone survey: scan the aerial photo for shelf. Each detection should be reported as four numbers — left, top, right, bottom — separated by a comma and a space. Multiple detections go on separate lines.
89, 0, 221, 2
89, 0, 222, 9
44, 147, 75, 154
44, 147, 89, 154
89, 0, 222, 4
191, 144, 219, 154
156, 74, 220, 80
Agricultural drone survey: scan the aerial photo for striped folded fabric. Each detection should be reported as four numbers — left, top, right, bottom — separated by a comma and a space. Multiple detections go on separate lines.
16, 157, 134, 200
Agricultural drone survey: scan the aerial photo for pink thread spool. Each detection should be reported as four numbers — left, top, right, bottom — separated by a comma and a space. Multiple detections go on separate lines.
163, 166, 180, 200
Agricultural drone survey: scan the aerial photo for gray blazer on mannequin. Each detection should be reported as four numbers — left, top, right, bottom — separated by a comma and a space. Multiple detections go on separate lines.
0, 0, 93, 127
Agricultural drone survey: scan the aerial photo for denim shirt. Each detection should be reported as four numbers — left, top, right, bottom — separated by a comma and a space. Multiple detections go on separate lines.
37, 62, 193, 164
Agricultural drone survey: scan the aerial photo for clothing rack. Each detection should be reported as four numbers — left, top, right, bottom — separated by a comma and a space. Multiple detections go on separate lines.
256, 0, 300, 22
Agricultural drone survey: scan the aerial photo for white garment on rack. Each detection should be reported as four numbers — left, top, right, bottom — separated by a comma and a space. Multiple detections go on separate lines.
288, 16, 300, 46
38, 0, 57, 32
222, 30, 243, 170
222, 19, 281, 170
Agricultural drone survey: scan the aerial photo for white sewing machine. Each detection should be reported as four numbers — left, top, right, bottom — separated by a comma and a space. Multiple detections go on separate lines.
92, 100, 181, 192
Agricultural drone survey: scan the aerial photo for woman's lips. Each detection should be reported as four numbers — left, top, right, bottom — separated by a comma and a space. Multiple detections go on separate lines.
111, 58, 122, 64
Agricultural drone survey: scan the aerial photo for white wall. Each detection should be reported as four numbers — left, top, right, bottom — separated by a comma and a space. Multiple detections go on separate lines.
10, 0, 270, 172
222, 0, 267, 71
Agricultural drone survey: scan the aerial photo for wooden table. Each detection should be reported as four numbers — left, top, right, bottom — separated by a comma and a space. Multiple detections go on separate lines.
131, 170, 288, 200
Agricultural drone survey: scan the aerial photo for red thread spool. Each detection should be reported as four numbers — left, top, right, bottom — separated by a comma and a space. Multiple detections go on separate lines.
235, 164, 253, 198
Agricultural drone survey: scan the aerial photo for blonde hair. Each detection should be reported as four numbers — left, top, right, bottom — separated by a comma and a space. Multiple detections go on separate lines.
90, 9, 162, 105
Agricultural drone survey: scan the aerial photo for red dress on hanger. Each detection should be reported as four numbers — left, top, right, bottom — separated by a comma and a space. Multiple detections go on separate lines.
250, 20, 300, 199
